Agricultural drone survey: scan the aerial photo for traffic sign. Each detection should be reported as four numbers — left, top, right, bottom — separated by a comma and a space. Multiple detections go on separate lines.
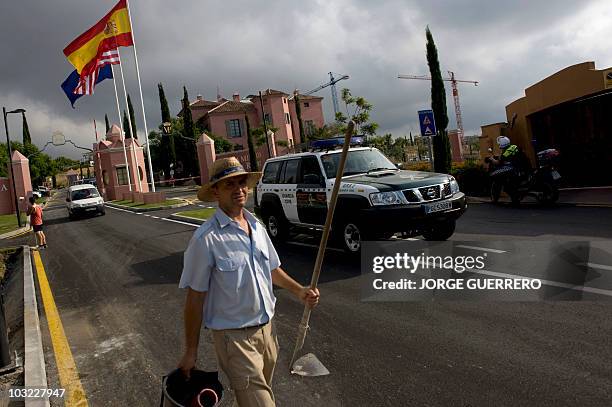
418, 110, 437, 137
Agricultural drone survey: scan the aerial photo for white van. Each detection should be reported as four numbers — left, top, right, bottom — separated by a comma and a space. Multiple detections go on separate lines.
66, 184, 105, 219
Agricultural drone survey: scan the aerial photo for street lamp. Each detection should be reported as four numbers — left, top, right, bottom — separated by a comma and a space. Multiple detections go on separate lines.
2, 107, 26, 227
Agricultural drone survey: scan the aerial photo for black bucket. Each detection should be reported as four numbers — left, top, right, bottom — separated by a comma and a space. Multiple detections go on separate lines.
160, 369, 223, 407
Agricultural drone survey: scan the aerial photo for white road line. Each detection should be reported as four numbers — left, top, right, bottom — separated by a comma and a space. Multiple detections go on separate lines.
469, 268, 612, 297
286, 241, 344, 253
143, 214, 151, 217
456, 245, 507, 254
161, 217, 198, 227
577, 262, 612, 272
151, 216, 159, 219
107, 206, 135, 214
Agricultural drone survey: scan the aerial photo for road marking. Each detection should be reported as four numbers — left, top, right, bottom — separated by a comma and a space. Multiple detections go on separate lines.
455, 245, 507, 254
33, 250, 89, 406
106, 206, 135, 214
577, 262, 612, 272
286, 241, 344, 252
161, 217, 198, 227
469, 267, 612, 297
151, 216, 159, 219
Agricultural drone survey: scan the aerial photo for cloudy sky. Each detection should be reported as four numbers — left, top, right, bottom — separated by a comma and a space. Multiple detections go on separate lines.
1, 0, 612, 159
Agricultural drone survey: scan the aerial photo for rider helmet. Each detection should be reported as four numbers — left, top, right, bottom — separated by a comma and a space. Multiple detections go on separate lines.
496, 136, 511, 149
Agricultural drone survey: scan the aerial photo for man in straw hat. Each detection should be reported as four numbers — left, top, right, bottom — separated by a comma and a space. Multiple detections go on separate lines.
178, 157, 320, 406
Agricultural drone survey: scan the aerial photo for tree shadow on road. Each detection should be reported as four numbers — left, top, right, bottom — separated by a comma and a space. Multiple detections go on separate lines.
128, 251, 184, 287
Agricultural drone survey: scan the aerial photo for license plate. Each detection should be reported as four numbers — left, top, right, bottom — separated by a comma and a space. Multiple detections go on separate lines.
85, 207, 96, 211
551, 170, 561, 180
424, 200, 452, 214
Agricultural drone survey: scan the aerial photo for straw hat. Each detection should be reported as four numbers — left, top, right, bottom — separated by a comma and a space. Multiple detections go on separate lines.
198, 157, 262, 202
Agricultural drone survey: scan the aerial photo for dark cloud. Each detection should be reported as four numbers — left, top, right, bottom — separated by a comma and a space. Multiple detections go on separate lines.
0, 0, 609, 158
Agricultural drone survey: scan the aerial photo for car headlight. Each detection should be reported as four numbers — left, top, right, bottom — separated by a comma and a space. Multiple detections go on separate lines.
449, 177, 460, 194
370, 191, 403, 206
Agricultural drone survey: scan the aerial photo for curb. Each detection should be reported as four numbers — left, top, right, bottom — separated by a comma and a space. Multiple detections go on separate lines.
168, 214, 206, 225
105, 200, 190, 213
23, 245, 50, 407
0, 219, 31, 240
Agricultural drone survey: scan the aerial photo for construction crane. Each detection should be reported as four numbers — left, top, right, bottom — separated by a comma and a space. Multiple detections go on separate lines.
297, 72, 349, 117
398, 71, 478, 142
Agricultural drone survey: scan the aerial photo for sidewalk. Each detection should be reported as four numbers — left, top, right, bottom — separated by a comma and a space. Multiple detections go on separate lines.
468, 186, 612, 207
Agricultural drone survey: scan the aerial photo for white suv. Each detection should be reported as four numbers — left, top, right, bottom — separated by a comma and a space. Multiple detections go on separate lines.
66, 184, 105, 219
254, 138, 467, 253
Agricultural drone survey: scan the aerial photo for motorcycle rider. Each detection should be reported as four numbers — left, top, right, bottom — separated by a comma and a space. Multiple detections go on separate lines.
489, 136, 531, 179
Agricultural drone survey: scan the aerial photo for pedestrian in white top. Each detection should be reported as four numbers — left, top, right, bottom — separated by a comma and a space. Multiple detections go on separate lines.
178, 157, 320, 407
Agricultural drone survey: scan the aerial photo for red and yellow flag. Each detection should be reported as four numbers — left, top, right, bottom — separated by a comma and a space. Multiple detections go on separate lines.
63, 0, 133, 75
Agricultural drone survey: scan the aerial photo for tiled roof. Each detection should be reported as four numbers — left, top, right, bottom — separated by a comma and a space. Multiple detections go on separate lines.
190, 99, 221, 109
208, 101, 256, 114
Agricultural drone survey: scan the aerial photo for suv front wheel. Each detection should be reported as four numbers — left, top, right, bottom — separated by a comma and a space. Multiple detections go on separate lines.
422, 219, 456, 241
264, 208, 289, 242
337, 219, 365, 254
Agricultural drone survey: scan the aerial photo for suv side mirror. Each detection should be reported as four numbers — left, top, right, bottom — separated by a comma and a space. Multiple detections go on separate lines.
66, 197, 70, 202
396, 163, 404, 169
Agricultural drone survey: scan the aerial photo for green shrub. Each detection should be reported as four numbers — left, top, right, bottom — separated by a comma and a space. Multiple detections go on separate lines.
451, 161, 489, 196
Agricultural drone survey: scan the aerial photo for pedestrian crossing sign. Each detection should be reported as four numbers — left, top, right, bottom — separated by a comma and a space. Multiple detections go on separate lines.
418, 110, 437, 137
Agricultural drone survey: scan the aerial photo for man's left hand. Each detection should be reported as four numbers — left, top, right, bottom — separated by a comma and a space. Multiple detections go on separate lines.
299, 287, 320, 308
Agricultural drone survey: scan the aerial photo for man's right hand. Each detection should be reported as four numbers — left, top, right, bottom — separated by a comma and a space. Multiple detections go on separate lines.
177, 350, 197, 379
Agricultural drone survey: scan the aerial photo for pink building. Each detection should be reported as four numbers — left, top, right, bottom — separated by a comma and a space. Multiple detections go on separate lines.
0, 150, 33, 215
184, 88, 325, 155
448, 130, 464, 162
93, 124, 149, 200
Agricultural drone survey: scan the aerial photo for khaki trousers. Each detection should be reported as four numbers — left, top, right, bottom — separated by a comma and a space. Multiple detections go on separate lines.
212, 322, 279, 407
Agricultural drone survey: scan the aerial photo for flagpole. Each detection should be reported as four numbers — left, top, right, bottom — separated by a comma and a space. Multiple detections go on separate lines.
110, 64, 133, 192
93, 119, 106, 196
116, 48, 143, 192
125, 0, 156, 192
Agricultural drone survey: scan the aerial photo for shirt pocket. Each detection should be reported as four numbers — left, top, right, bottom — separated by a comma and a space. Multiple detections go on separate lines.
216, 257, 244, 272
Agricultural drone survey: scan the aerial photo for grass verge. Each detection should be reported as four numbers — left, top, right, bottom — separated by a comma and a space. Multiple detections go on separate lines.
0, 213, 27, 235
110, 199, 184, 209
174, 208, 216, 220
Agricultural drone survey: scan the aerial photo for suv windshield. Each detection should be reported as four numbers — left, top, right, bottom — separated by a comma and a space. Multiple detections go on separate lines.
321, 149, 397, 178
71, 188, 99, 201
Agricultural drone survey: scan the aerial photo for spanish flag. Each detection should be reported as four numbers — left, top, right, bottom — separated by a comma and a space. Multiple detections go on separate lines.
63, 0, 133, 75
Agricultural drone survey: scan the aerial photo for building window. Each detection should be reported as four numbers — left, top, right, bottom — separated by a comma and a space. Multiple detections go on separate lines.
285, 113, 290, 124
138, 166, 144, 181
304, 102, 310, 108
305, 120, 315, 137
283, 98, 287, 104
116, 166, 128, 185
264, 113, 272, 125
226, 119, 242, 138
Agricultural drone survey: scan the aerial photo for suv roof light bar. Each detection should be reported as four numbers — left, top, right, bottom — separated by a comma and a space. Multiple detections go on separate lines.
309, 136, 364, 151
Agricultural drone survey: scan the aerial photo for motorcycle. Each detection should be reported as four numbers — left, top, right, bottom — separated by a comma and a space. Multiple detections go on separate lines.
485, 148, 561, 205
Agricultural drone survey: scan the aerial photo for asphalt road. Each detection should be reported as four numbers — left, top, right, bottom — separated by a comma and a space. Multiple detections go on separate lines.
9, 195, 612, 406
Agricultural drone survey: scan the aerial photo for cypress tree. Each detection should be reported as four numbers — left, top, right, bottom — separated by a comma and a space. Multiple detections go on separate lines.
127, 94, 138, 139
245, 114, 258, 171
158, 83, 174, 177
105, 114, 110, 133
123, 110, 132, 139
22, 112, 31, 145
426, 26, 452, 173
181, 86, 196, 176
293, 90, 306, 144
158, 83, 171, 123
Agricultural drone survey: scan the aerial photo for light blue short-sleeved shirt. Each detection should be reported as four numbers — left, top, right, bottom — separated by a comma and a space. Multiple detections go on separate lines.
179, 208, 281, 330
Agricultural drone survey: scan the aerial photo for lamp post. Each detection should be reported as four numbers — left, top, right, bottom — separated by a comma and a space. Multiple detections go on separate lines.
2, 107, 26, 228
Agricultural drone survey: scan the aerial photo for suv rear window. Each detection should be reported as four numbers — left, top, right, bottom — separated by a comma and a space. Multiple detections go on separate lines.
262, 161, 282, 184
279, 159, 299, 184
